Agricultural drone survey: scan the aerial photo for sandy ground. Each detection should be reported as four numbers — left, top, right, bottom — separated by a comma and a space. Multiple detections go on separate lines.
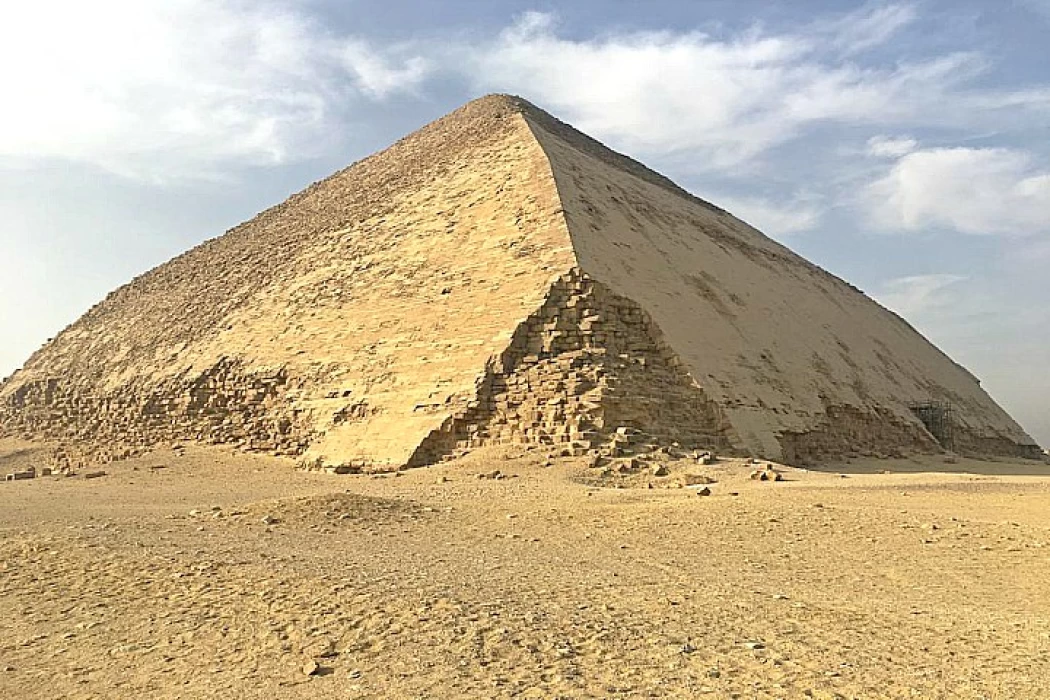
2, 439, 1049, 699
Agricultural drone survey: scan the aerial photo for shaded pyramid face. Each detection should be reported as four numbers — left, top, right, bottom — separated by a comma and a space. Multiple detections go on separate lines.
0, 95, 1041, 470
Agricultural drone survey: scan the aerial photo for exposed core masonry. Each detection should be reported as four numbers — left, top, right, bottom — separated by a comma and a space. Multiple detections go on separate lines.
0, 96, 1041, 471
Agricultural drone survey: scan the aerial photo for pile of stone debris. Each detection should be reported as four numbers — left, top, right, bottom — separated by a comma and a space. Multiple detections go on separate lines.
4, 465, 51, 481
4, 464, 106, 481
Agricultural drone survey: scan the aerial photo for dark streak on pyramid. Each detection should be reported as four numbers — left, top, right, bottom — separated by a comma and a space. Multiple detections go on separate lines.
0, 95, 1041, 471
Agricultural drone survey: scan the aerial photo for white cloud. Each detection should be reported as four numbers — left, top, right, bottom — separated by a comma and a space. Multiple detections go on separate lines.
817, 3, 919, 55
0, 0, 429, 179
715, 196, 823, 237
453, 9, 1044, 171
340, 41, 431, 99
865, 148, 1050, 235
874, 274, 968, 318
866, 135, 918, 158
3, 2, 1047, 186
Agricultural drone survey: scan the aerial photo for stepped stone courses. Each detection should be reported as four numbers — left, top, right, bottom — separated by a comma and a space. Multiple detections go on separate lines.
408, 268, 736, 467
0, 95, 1041, 470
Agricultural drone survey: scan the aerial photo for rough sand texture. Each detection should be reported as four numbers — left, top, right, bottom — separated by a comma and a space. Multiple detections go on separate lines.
2, 438, 1049, 699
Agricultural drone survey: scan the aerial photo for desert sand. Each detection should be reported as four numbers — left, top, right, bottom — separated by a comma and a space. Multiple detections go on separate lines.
2, 438, 1048, 699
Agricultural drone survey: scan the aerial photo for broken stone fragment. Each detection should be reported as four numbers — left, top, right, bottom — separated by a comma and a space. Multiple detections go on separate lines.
750, 466, 782, 481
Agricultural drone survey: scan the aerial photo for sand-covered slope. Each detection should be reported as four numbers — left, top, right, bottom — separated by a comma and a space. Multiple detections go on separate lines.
519, 103, 1039, 461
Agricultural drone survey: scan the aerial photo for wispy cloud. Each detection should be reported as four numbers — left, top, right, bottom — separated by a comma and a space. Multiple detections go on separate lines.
866, 135, 918, 158
711, 195, 823, 237
865, 147, 1050, 235
816, 2, 919, 55
874, 274, 968, 318
339, 40, 431, 99
3, 1, 1049, 204
458, 8, 926, 167
448, 8, 1047, 173
0, 0, 429, 179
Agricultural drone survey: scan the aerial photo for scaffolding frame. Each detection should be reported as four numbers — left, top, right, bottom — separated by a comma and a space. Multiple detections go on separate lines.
909, 400, 955, 451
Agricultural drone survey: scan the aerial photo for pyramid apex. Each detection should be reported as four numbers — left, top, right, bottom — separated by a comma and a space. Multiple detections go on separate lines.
451, 93, 544, 118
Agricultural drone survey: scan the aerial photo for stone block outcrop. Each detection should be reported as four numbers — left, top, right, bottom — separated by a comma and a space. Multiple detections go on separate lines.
0, 95, 1042, 470
409, 268, 736, 466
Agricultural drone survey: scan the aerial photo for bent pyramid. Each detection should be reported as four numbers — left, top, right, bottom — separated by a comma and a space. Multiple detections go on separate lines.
0, 95, 1041, 470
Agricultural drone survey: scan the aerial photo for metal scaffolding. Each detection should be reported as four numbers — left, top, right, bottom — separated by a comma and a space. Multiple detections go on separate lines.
909, 401, 955, 451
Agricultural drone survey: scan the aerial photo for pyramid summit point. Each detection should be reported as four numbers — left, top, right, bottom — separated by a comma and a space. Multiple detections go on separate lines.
0, 94, 1041, 471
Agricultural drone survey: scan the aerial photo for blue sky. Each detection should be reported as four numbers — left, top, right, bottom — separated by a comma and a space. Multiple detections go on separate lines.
1, 0, 1048, 445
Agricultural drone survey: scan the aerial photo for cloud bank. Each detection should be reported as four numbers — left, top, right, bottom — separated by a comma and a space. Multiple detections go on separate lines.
0, 0, 428, 179
866, 148, 1050, 236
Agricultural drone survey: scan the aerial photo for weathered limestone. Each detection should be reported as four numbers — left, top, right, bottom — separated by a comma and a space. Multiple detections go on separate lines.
0, 95, 1041, 470
407, 268, 736, 466
520, 103, 1041, 463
